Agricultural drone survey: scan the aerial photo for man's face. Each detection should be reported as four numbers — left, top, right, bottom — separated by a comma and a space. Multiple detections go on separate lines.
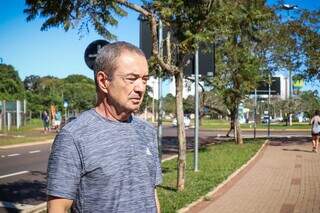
106, 50, 149, 114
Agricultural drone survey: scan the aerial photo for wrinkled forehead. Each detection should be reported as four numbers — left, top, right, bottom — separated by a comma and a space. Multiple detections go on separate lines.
114, 50, 149, 76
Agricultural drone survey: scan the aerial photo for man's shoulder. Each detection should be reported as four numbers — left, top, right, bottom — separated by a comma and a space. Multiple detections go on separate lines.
133, 116, 156, 132
62, 109, 97, 133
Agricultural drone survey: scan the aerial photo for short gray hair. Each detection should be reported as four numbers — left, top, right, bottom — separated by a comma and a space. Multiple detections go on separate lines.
93, 41, 146, 79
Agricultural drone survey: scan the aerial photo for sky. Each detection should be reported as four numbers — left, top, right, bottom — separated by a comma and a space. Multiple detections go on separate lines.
0, 0, 141, 80
0, 0, 319, 92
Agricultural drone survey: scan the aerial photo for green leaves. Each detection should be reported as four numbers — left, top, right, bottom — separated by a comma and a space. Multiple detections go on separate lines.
0, 64, 25, 100
24, 0, 127, 40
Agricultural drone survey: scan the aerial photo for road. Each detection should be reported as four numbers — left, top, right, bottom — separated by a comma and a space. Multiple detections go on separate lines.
0, 127, 310, 212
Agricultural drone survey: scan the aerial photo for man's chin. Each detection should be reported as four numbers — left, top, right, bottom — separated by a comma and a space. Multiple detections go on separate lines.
126, 104, 141, 113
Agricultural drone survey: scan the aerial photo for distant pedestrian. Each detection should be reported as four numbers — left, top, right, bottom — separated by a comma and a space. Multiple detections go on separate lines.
42, 110, 50, 133
310, 110, 320, 152
53, 111, 62, 131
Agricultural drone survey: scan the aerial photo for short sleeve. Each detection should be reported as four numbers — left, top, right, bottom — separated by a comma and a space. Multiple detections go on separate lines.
47, 129, 82, 200
153, 131, 163, 186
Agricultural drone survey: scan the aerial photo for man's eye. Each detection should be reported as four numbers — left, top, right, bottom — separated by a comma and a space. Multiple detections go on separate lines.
126, 77, 137, 82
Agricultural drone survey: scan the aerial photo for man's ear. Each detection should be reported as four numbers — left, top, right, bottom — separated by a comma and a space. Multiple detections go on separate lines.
96, 71, 110, 93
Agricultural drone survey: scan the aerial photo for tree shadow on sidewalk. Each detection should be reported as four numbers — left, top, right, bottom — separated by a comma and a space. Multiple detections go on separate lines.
282, 148, 314, 153
0, 171, 47, 212
268, 137, 311, 146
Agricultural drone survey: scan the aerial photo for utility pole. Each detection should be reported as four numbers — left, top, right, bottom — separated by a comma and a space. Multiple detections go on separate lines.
157, 19, 163, 160
194, 48, 199, 172
254, 89, 257, 139
281, 3, 298, 126
268, 75, 271, 137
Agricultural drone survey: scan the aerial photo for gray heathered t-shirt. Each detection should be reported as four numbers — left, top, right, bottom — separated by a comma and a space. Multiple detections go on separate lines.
47, 109, 162, 213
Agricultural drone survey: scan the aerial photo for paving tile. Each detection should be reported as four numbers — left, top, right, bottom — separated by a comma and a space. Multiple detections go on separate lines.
185, 138, 320, 213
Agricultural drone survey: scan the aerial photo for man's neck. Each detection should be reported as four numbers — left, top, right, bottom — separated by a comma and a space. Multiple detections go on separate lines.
95, 99, 131, 122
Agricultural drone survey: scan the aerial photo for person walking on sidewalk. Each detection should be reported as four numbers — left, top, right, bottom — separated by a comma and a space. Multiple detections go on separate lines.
46, 41, 162, 213
311, 110, 320, 152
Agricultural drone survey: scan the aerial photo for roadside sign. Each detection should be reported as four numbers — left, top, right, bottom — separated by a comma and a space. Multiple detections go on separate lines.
84, 39, 110, 70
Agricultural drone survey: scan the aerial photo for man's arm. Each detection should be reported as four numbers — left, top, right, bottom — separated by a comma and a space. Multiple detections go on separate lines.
47, 196, 73, 213
155, 189, 160, 213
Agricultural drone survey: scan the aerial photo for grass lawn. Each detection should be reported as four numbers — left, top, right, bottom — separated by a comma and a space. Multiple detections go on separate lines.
158, 138, 265, 213
0, 119, 56, 146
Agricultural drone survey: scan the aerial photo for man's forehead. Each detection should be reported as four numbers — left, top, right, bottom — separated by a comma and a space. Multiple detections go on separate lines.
115, 51, 148, 73
118, 49, 146, 60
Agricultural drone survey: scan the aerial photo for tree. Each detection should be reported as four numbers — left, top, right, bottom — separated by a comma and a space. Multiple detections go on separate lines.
23, 75, 40, 91
0, 64, 25, 100
139, 85, 153, 113
271, 5, 320, 81
163, 93, 176, 115
251, 4, 320, 125
24, 0, 219, 191
296, 91, 320, 118
210, 0, 274, 144
183, 95, 194, 114
63, 74, 95, 85
23, 74, 96, 114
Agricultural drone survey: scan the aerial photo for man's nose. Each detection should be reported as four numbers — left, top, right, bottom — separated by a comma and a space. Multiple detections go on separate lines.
133, 79, 146, 92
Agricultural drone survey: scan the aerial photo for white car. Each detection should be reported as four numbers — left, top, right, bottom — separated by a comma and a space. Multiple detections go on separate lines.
172, 116, 191, 128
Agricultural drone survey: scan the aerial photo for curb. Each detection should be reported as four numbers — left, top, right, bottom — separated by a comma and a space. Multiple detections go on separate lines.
177, 140, 268, 213
0, 139, 53, 149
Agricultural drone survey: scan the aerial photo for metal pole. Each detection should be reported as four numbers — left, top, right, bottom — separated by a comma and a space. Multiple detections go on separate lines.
289, 69, 292, 126
3, 101, 6, 130
152, 80, 155, 123
268, 75, 271, 137
7, 112, 11, 131
0, 101, 2, 131
24, 99, 27, 126
254, 89, 257, 139
157, 19, 163, 160
194, 48, 199, 172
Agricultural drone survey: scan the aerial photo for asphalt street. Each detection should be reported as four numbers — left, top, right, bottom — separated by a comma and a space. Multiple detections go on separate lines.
0, 127, 311, 212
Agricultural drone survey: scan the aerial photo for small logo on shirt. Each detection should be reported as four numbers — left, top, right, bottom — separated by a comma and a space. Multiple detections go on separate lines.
146, 148, 152, 156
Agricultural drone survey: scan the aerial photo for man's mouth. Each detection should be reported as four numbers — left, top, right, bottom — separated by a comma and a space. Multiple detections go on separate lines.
130, 97, 141, 103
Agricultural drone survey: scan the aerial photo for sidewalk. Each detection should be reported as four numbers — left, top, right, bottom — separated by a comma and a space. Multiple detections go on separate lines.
185, 137, 320, 213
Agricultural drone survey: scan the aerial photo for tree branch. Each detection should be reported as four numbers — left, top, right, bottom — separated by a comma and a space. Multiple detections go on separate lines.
116, 0, 180, 76
185, 76, 205, 92
204, 105, 229, 116
115, 0, 150, 17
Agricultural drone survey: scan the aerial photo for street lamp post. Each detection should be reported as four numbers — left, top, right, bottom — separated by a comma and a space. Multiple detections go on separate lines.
280, 3, 298, 126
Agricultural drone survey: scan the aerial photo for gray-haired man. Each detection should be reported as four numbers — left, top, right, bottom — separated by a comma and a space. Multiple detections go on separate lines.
47, 41, 162, 212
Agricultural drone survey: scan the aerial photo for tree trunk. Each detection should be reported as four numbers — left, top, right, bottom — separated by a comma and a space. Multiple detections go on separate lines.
233, 110, 243, 144
175, 71, 187, 191
234, 117, 243, 144
228, 108, 243, 144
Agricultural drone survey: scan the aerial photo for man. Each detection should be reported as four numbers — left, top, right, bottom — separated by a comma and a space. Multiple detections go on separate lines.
47, 41, 162, 213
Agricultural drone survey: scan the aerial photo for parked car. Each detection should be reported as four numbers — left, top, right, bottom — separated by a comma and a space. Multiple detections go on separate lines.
172, 116, 191, 128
